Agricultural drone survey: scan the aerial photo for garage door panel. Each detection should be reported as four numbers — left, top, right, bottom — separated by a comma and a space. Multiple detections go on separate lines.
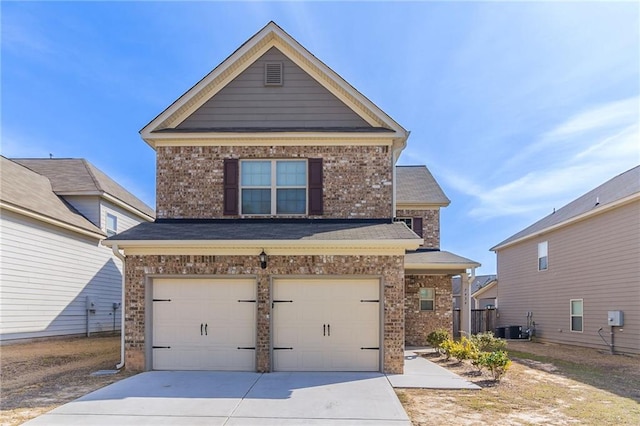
273, 278, 380, 372
152, 278, 256, 371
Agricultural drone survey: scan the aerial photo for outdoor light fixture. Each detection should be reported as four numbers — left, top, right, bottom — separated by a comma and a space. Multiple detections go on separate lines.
259, 249, 267, 269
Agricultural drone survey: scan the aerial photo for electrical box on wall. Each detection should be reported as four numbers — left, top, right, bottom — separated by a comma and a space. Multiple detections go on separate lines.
608, 311, 623, 326
86, 295, 97, 311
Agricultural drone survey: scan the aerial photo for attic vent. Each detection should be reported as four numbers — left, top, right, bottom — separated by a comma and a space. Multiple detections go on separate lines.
264, 62, 283, 86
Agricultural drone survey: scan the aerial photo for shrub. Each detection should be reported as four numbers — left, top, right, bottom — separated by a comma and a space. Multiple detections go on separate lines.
450, 336, 478, 362
439, 338, 456, 360
477, 350, 512, 381
470, 332, 507, 353
427, 329, 450, 353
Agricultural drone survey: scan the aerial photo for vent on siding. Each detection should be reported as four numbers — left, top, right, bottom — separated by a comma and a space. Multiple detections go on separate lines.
264, 62, 283, 86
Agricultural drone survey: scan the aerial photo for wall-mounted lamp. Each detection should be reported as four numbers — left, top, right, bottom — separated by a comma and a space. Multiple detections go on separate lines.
259, 249, 267, 269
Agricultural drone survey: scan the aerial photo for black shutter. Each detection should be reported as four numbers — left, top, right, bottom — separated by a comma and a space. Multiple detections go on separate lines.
223, 159, 239, 215
308, 158, 323, 215
412, 217, 423, 238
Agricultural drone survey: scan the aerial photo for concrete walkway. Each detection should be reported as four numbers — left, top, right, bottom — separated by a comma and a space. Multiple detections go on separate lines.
385, 348, 481, 389
24, 371, 410, 425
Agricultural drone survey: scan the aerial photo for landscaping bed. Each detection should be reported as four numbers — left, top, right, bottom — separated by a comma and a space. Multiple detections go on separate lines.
398, 340, 640, 425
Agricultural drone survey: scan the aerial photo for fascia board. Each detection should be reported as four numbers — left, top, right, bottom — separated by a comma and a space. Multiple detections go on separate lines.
149, 133, 401, 147
102, 238, 421, 249
1, 202, 105, 240
396, 202, 448, 210
491, 193, 640, 252
100, 193, 155, 222
471, 280, 497, 298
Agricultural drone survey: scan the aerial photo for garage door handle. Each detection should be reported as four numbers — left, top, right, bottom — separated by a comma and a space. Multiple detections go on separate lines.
361, 347, 379, 350
200, 323, 203, 336
205, 323, 208, 336
323, 324, 326, 336
327, 324, 330, 336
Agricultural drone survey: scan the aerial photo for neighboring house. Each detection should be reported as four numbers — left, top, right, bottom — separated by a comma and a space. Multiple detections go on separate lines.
104, 22, 478, 374
0, 157, 154, 341
491, 166, 639, 354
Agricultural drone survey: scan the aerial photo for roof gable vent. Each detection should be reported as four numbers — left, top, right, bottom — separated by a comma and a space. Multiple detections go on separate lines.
264, 62, 283, 86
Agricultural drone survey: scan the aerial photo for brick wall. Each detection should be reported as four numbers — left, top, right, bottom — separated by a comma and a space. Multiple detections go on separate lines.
395, 209, 440, 248
124, 254, 405, 373
156, 145, 393, 219
404, 274, 453, 346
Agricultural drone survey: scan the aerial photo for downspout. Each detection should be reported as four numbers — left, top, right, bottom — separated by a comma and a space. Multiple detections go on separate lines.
111, 244, 126, 369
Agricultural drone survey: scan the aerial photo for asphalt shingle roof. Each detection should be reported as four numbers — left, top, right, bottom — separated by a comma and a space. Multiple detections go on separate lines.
106, 219, 421, 242
12, 158, 154, 218
452, 274, 497, 295
405, 249, 479, 267
1, 157, 104, 235
493, 165, 640, 250
396, 166, 450, 206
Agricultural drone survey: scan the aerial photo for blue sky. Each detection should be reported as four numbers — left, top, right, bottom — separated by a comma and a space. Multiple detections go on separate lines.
2, 1, 638, 274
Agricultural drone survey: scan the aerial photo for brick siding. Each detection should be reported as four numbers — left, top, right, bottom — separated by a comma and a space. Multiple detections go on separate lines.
156, 145, 393, 219
124, 254, 406, 373
404, 274, 453, 346
395, 209, 440, 248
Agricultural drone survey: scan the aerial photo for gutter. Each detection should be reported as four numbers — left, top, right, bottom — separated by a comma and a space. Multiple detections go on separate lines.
111, 244, 126, 370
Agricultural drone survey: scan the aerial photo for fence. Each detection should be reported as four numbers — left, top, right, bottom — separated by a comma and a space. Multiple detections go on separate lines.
471, 308, 496, 335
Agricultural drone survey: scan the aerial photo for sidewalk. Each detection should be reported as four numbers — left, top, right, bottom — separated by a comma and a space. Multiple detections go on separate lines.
386, 348, 481, 389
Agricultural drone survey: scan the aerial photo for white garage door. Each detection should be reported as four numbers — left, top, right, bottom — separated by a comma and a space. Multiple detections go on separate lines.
273, 278, 380, 371
152, 278, 256, 371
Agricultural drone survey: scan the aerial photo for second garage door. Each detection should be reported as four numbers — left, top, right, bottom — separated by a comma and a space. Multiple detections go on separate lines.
152, 278, 256, 371
273, 278, 380, 371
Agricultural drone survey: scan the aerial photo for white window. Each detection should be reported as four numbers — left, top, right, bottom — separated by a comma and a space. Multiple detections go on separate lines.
394, 217, 413, 228
419, 288, 435, 311
106, 213, 117, 237
570, 299, 583, 332
240, 160, 306, 215
538, 241, 548, 271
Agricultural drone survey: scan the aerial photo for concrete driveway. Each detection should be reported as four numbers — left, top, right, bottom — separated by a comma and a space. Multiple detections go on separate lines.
24, 371, 410, 425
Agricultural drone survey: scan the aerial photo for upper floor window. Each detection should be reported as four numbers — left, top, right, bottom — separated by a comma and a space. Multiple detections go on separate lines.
419, 288, 435, 311
538, 241, 548, 271
394, 217, 413, 228
240, 160, 307, 215
106, 213, 117, 237
570, 299, 583, 332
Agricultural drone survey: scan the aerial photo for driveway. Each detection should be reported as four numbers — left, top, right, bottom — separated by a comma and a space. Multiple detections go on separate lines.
24, 371, 410, 425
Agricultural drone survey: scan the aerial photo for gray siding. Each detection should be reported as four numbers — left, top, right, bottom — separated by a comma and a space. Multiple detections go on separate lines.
496, 200, 640, 354
100, 199, 148, 235
177, 47, 370, 129
0, 210, 123, 340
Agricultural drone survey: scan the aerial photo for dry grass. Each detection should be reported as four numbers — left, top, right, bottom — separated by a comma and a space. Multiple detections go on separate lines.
399, 341, 640, 425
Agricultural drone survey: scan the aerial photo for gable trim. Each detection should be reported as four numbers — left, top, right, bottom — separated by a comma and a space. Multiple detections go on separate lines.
140, 22, 407, 148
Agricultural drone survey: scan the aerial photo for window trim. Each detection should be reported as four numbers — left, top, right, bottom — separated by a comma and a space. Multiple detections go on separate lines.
419, 287, 435, 312
538, 241, 548, 271
570, 299, 583, 333
239, 159, 307, 216
106, 213, 117, 237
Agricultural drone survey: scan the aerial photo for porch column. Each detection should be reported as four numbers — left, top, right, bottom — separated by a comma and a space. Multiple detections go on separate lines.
459, 269, 475, 337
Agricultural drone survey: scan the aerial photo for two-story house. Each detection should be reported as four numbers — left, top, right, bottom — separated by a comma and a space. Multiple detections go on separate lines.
105, 22, 478, 373
0, 157, 154, 341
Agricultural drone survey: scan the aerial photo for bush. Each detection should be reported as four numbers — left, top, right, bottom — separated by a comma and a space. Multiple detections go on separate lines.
439, 338, 456, 360
427, 329, 450, 353
470, 332, 507, 353
477, 350, 512, 381
450, 337, 478, 362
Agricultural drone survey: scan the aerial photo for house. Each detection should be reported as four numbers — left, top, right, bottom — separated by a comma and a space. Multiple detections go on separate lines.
0, 157, 154, 341
491, 165, 640, 354
104, 22, 478, 373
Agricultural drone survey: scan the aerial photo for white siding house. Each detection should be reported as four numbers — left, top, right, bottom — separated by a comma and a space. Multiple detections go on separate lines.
0, 157, 154, 341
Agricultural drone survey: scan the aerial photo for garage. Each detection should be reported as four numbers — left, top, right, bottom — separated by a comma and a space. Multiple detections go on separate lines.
272, 278, 380, 371
152, 278, 256, 371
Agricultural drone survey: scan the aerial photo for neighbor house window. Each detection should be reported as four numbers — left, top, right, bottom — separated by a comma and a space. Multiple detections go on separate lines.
240, 160, 306, 215
570, 299, 583, 332
106, 213, 117, 237
538, 241, 548, 271
419, 288, 435, 311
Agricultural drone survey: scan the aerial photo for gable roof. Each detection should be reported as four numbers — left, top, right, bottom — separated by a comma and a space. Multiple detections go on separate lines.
492, 165, 640, 251
0, 157, 104, 238
405, 249, 480, 274
12, 158, 154, 220
396, 166, 450, 207
140, 21, 408, 149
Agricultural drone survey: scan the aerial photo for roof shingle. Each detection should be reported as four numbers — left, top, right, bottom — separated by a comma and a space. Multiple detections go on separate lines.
396, 166, 450, 206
